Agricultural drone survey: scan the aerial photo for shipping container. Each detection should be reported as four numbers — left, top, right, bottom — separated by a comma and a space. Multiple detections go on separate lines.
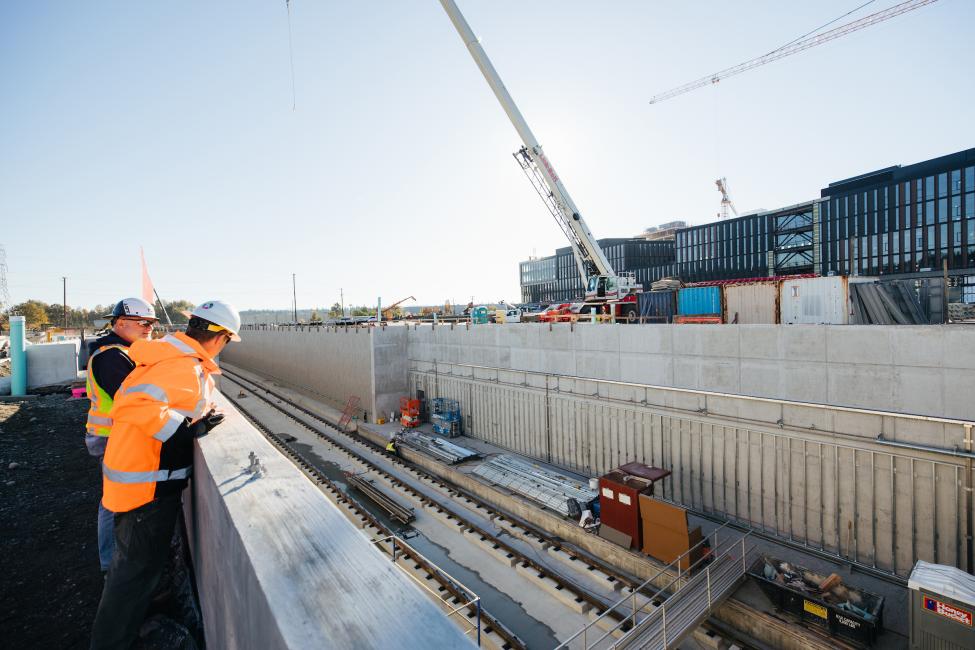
637, 291, 676, 323
723, 281, 780, 324
598, 471, 653, 550
779, 276, 852, 325
677, 286, 722, 316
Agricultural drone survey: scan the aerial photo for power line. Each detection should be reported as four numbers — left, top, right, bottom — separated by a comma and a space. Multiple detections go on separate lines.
648, 0, 940, 105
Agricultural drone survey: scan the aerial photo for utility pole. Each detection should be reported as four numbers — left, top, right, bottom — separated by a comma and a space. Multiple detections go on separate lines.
340, 287, 344, 318
292, 273, 298, 323
62, 276, 67, 330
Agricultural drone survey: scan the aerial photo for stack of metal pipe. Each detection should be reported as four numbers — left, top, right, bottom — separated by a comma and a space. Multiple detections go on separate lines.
400, 431, 479, 464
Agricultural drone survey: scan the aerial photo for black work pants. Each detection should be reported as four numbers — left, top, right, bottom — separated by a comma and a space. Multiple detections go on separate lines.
89, 494, 181, 650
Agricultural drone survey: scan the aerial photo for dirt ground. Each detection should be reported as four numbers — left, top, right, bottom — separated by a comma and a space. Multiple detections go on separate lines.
0, 392, 203, 649
0, 393, 103, 648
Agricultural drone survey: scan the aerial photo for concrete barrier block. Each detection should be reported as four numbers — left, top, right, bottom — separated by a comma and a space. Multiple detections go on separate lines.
827, 326, 892, 365
890, 326, 943, 368
739, 325, 781, 359
618, 324, 672, 354
619, 353, 672, 387
574, 351, 620, 381
944, 327, 975, 370
699, 326, 740, 358
673, 357, 701, 390
26, 341, 79, 388
575, 324, 621, 353
738, 359, 781, 399
892, 365, 944, 418
697, 359, 739, 393
781, 326, 826, 362
779, 360, 828, 405
942, 368, 975, 421
672, 327, 701, 356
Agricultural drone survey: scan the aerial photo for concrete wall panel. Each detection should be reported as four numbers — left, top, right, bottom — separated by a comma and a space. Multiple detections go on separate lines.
413, 363, 974, 578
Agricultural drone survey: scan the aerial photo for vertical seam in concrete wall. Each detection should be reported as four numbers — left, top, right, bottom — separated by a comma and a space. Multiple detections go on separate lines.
369, 329, 378, 421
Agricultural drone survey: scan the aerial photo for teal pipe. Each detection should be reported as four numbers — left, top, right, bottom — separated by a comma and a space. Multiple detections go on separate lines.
10, 315, 26, 396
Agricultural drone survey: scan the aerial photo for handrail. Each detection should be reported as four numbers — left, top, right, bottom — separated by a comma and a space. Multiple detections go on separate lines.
371, 534, 482, 646
556, 523, 738, 650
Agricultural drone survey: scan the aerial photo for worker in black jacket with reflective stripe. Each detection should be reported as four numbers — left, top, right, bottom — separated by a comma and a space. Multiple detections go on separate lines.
84, 297, 158, 571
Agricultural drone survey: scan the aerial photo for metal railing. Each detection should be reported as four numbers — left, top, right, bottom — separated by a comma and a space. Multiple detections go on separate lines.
557, 524, 755, 650
371, 535, 482, 646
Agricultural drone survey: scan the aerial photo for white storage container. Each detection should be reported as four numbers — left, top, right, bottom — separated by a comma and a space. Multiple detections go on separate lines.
779, 276, 852, 325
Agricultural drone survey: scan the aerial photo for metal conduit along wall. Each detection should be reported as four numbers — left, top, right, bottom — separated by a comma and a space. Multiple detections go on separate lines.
410, 360, 975, 579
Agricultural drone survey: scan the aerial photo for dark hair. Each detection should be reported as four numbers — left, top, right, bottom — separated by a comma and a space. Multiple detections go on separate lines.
184, 316, 225, 344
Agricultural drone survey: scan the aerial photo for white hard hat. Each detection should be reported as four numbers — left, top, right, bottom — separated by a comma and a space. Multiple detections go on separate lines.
112, 297, 158, 321
190, 300, 241, 341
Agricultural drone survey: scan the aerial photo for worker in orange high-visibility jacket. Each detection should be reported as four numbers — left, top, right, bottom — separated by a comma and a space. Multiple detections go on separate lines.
90, 300, 240, 650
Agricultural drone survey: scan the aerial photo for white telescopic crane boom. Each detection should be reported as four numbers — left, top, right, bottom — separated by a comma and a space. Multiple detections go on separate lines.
438, 0, 622, 292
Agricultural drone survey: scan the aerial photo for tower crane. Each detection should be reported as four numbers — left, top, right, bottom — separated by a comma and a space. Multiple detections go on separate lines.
648, 0, 940, 105
716, 178, 738, 220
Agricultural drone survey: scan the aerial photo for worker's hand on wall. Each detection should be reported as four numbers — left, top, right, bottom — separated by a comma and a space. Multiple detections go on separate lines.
191, 410, 225, 438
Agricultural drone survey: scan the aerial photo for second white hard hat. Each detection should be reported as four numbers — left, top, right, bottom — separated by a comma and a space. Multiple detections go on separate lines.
190, 300, 241, 341
112, 297, 158, 321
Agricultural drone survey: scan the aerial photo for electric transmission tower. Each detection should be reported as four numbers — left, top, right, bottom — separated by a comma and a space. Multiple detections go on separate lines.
0, 245, 10, 316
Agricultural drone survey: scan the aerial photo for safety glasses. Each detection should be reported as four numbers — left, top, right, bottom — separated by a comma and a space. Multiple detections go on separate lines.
122, 318, 156, 328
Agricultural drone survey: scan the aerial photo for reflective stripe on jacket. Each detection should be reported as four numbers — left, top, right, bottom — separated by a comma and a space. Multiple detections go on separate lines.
85, 344, 129, 437
102, 332, 220, 512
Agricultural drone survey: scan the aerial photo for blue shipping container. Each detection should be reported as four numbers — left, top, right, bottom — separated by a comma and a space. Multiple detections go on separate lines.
677, 286, 722, 316
637, 291, 676, 323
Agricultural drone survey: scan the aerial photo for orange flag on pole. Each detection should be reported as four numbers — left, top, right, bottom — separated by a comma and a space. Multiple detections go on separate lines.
140, 247, 155, 305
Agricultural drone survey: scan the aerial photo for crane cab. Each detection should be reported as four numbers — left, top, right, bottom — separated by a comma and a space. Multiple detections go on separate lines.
586, 273, 640, 302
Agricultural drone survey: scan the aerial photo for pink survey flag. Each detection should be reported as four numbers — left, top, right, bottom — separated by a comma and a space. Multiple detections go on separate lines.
140, 247, 155, 305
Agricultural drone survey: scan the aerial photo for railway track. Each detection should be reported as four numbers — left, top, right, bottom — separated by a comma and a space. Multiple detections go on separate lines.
218, 369, 668, 645
219, 367, 762, 649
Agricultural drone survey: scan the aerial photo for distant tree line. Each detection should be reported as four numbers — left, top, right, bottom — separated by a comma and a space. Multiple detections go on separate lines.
2, 298, 195, 330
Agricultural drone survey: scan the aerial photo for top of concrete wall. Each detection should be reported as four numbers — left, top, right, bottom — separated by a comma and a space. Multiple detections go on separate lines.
194, 394, 474, 648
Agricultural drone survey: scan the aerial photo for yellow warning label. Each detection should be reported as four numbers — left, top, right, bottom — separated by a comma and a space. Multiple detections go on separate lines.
803, 600, 828, 619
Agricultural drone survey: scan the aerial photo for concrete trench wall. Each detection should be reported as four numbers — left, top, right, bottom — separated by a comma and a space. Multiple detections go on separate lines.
222, 327, 408, 422
408, 323, 975, 421
186, 393, 475, 649
410, 361, 974, 578
225, 323, 975, 577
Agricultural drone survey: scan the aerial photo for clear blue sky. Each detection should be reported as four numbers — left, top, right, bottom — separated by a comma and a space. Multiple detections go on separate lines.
2, 1, 972, 313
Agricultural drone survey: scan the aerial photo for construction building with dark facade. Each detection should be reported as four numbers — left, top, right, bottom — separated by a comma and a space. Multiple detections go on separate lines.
520, 147, 975, 304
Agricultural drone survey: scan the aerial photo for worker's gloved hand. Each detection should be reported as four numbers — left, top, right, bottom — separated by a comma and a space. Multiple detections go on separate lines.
191, 410, 225, 438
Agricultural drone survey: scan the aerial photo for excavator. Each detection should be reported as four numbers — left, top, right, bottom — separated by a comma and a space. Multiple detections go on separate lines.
438, 0, 642, 322
381, 296, 415, 321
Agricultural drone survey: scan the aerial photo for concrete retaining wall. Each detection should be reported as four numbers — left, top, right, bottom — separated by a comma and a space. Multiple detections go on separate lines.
408, 323, 975, 420
27, 340, 80, 388
411, 361, 974, 578
186, 393, 474, 648
222, 327, 408, 422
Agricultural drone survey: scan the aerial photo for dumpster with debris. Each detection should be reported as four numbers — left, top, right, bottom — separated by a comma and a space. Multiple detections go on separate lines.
748, 555, 884, 647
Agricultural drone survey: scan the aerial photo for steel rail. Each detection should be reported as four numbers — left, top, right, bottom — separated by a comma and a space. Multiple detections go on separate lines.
223, 386, 524, 649
220, 371, 640, 629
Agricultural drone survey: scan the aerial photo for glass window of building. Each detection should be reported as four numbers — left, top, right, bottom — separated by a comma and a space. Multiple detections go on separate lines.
966, 193, 974, 219
938, 172, 948, 198
953, 195, 962, 219
952, 169, 962, 194
938, 198, 947, 223
925, 176, 935, 199
966, 167, 975, 192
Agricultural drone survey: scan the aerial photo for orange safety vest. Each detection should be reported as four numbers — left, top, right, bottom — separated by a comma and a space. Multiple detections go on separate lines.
85, 344, 129, 437
102, 332, 219, 513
